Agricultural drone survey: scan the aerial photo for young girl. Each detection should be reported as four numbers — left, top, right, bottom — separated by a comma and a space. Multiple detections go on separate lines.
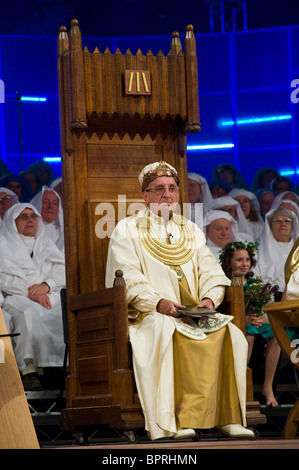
220, 241, 281, 407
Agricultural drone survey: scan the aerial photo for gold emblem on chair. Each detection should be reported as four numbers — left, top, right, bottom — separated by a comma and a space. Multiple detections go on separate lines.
125, 70, 151, 95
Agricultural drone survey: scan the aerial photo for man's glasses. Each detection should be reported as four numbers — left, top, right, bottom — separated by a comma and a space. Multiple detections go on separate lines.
0, 196, 12, 204
272, 217, 293, 224
145, 185, 179, 195
17, 213, 38, 221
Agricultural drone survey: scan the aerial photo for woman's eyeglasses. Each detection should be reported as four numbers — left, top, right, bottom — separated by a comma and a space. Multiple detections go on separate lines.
272, 217, 293, 224
0, 196, 12, 204
17, 213, 38, 221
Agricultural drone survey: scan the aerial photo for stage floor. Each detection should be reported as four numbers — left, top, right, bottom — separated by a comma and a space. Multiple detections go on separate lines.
46, 437, 299, 450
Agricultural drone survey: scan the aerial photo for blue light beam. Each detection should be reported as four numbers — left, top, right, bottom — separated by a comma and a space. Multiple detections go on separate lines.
221, 114, 292, 126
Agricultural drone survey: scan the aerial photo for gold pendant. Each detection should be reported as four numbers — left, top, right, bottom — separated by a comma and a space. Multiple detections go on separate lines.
174, 268, 184, 280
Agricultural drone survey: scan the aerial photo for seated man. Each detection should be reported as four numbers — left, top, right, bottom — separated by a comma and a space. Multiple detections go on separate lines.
0, 203, 66, 390
210, 195, 252, 241
31, 186, 64, 253
105, 161, 254, 440
203, 210, 242, 262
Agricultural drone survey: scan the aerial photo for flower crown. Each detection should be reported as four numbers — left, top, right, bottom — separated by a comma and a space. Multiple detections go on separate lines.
219, 241, 260, 264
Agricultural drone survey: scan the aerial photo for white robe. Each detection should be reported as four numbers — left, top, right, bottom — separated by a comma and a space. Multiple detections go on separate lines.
0, 203, 66, 370
105, 208, 248, 439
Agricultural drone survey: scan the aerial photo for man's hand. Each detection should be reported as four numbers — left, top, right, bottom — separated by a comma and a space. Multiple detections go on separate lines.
156, 299, 185, 317
198, 298, 215, 310
28, 283, 52, 309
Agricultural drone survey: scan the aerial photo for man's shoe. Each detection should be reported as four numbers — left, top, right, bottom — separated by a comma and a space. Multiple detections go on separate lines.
215, 424, 255, 439
173, 429, 196, 440
22, 373, 43, 391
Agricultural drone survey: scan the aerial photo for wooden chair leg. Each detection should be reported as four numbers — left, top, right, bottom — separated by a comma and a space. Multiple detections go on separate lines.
283, 398, 299, 439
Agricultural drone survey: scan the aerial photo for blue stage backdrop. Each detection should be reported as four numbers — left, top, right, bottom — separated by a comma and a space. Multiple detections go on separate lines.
0, 25, 298, 189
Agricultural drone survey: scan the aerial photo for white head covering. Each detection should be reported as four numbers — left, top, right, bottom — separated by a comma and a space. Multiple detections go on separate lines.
138, 161, 178, 191
209, 195, 252, 239
50, 177, 62, 190
0, 186, 19, 205
188, 172, 213, 216
271, 190, 299, 209
203, 210, 242, 240
30, 185, 64, 252
257, 208, 299, 291
271, 198, 299, 220
229, 188, 264, 240
203, 210, 247, 260
0, 186, 19, 226
0, 203, 64, 274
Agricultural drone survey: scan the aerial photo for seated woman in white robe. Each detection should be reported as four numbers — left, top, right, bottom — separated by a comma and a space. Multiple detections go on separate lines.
0, 203, 66, 390
210, 195, 253, 242
229, 188, 264, 241
106, 161, 254, 441
187, 172, 213, 221
31, 186, 64, 253
257, 208, 299, 298
0, 187, 18, 227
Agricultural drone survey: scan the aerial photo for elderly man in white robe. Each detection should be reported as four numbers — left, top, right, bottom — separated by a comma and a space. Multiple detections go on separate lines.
0, 203, 66, 390
210, 195, 253, 242
31, 185, 64, 253
203, 210, 240, 262
105, 161, 254, 441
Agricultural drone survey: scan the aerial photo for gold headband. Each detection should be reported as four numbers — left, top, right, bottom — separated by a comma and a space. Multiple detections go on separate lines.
141, 162, 179, 191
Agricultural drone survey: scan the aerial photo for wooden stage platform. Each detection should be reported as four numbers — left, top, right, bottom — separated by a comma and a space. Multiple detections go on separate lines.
47, 436, 299, 450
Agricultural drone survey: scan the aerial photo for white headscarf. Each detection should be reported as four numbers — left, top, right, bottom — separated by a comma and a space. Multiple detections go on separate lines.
271, 190, 299, 209
50, 177, 62, 190
0, 203, 64, 273
229, 188, 264, 240
257, 208, 299, 291
188, 172, 213, 217
0, 187, 19, 226
0, 186, 19, 205
210, 195, 252, 240
30, 185, 64, 252
203, 210, 245, 260
271, 198, 299, 220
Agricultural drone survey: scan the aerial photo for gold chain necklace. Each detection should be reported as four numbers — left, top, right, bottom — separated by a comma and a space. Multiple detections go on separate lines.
137, 215, 195, 266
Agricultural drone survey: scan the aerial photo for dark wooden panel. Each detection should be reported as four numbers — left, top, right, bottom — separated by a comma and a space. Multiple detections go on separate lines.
87, 143, 163, 178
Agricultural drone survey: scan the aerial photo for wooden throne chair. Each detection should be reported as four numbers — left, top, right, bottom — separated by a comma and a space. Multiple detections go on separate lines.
57, 19, 265, 436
